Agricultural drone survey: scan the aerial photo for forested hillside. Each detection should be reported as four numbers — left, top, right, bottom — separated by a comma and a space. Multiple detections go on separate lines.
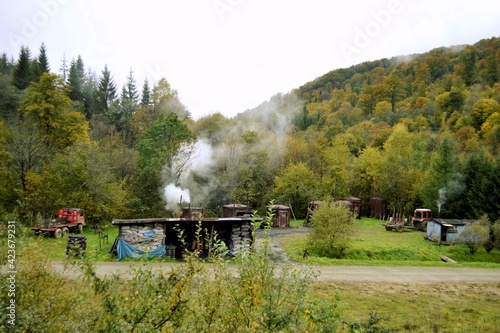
1, 37, 499, 226
282, 37, 500, 220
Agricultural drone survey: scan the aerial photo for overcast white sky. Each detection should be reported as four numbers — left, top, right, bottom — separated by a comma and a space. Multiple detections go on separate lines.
1, 0, 499, 119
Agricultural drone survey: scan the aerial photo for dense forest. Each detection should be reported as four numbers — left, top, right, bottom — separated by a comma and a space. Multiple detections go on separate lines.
1, 36, 499, 227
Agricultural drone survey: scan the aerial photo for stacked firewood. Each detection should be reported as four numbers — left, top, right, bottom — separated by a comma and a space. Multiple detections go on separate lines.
120, 224, 165, 251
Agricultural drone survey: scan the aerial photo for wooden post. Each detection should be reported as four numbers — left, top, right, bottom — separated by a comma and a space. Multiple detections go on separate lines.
207, 222, 215, 258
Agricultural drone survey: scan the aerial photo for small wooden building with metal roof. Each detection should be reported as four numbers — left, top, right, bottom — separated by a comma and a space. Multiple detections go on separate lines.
426, 218, 475, 244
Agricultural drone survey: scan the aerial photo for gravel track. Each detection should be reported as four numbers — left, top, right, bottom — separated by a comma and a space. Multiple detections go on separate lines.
45, 227, 500, 283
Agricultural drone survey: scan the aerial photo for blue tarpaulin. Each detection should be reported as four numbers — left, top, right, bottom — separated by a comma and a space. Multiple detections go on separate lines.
116, 238, 166, 260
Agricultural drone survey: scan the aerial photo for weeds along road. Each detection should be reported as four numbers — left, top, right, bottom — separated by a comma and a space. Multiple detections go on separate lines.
46, 227, 500, 283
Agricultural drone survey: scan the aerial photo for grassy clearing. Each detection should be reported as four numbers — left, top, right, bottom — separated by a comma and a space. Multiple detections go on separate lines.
282, 217, 500, 268
316, 281, 500, 333
6, 217, 500, 267
3, 225, 121, 262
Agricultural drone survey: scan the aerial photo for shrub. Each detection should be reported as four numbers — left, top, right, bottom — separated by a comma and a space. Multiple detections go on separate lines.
308, 201, 356, 258
457, 221, 489, 254
1, 219, 343, 332
492, 221, 500, 251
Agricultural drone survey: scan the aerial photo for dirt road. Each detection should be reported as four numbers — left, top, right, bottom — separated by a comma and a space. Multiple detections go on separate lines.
48, 227, 500, 283
50, 261, 500, 283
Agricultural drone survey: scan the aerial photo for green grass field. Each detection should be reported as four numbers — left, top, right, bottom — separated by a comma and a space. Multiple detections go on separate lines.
282, 218, 500, 268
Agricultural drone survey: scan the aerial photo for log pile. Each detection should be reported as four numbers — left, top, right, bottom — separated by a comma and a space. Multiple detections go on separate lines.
120, 223, 165, 251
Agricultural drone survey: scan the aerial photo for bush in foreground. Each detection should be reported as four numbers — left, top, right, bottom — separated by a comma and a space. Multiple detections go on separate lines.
1, 234, 342, 332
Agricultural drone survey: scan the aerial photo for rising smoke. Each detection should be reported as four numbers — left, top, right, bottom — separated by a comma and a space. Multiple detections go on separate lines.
436, 179, 465, 215
164, 183, 191, 211
162, 92, 303, 211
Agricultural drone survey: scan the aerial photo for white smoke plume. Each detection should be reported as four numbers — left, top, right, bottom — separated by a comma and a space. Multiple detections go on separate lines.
436, 179, 465, 215
176, 139, 217, 205
164, 91, 303, 210
164, 183, 190, 211
437, 187, 447, 214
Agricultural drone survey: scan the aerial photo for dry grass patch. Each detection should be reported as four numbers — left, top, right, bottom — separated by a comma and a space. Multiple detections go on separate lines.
314, 281, 500, 332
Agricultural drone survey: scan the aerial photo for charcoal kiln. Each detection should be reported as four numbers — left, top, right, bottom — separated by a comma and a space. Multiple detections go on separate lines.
111, 203, 260, 260
222, 204, 252, 217
267, 204, 291, 227
369, 197, 388, 219
180, 204, 204, 219
339, 196, 361, 218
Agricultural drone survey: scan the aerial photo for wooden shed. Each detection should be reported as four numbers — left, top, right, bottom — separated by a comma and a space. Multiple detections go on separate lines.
268, 205, 291, 227
222, 204, 252, 218
426, 219, 475, 244
340, 197, 361, 219
369, 197, 388, 219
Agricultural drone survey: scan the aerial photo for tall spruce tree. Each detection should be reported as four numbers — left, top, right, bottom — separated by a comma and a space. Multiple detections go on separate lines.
33, 43, 50, 81
81, 68, 98, 119
59, 54, 69, 81
124, 68, 139, 104
116, 69, 139, 144
141, 77, 151, 107
12, 46, 33, 90
96, 65, 117, 114
68, 56, 86, 101
0, 52, 14, 75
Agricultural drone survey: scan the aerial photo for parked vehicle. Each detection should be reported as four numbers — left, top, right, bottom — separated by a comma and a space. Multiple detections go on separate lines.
32, 208, 86, 238
383, 208, 432, 232
411, 208, 432, 231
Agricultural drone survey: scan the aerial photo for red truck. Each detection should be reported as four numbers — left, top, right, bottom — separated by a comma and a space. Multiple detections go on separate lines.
32, 208, 86, 238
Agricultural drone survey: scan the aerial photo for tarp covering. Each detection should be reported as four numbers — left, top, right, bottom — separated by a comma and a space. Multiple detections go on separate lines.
116, 238, 166, 260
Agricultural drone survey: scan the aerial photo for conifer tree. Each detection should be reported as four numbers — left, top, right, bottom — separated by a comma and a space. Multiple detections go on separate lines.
68, 56, 86, 101
33, 43, 50, 81
59, 54, 68, 81
124, 68, 139, 104
97, 65, 117, 114
0, 52, 14, 75
12, 46, 33, 90
141, 77, 151, 107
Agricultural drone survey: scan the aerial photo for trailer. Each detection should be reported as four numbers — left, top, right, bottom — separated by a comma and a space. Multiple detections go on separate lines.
32, 208, 86, 238
383, 209, 434, 233
383, 214, 412, 232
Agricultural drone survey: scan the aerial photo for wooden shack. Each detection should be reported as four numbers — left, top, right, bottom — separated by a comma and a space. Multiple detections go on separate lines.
369, 197, 388, 219
426, 219, 474, 244
268, 204, 291, 227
